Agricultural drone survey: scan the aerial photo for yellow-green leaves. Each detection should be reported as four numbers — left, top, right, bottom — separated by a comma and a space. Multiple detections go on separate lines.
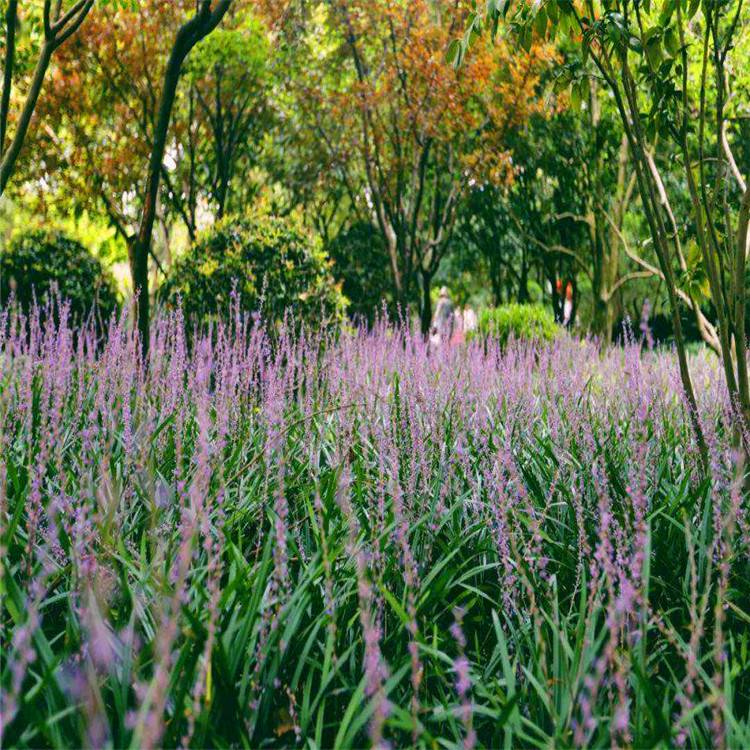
643, 27, 665, 70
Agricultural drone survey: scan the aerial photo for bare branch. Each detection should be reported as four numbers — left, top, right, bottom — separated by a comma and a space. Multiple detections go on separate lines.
509, 210, 593, 282
606, 270, 653, 298
52, 0, 88, 36
553, 212, 594, 226
603, 208, 721, 353
43, 0, 53, 39
645, 150, 687, 272
52, 0, 94, 50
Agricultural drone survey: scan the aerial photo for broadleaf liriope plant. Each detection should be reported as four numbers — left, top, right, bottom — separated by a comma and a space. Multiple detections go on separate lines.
1, 297, 749, 748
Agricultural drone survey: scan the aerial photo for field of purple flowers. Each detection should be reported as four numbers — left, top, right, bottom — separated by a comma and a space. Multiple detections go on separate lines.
1, 302, 749, 749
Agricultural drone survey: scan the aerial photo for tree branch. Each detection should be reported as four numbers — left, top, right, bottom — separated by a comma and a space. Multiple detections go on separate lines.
509, 209, 593, 282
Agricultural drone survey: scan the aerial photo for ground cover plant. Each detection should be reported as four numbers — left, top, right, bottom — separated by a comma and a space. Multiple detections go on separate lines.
1, 300, 750, 749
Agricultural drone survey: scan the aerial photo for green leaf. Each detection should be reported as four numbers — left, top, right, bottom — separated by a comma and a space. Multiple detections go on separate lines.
570, 80, 584, 111
645, 35, 664, 69
658, 0, 676, 25
663, 27, 680, 57
534, 9, 548, 37
521, 24, 533, 52
446, 38, 462, 65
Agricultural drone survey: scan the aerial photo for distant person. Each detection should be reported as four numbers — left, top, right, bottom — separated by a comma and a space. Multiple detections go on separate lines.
450, 309, 465, 346
432, 287, 455, 342
429, 325, 442, 354
555, 278, 574, 327
563, 282, 573, 327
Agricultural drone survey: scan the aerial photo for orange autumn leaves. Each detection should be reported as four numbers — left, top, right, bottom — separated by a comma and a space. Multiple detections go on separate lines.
22, 0, 558, 226
19, 1, 265, 223
28, 1, 198, 216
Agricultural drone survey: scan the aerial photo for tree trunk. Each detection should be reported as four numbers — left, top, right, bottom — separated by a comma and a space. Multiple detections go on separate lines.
128, 236, 149, 351
592, 296, 614, 343
420, 269, 432, 336
0, 0, 94, 195
215, 149, 229, 219
0, 42, 52, 195
490, 264, 502, 307
734, 186, 750, 425
591, 256, 605, 335
0, 0, 18, 156
518, 256, 529, 303
131, 44, 185, 356
130, 0, 232, 357
597, 59, 708, 466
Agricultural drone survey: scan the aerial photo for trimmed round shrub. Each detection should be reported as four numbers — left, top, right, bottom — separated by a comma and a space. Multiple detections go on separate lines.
471, 303, 559, 346
159, 213, 347, 328
0, 230, 119, 320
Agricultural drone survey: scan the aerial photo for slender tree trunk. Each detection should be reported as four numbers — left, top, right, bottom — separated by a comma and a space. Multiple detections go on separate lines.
574, 38, 709, 466
550, 273, 562, 323
590, 224, 618, 343
595, 240, 618, 342
679, 136, 739, 391
0, 42, 52, 195
420, 269, 432, 336
216, 151, 232, 220
592, 296, 612, 342
610, 62, 709, 466
570, 276, 579, 331
216, 177, 228, 219
518, 255, 529, 303
630, 142, 707, 461
127, 235, 148, 347
0, 0, 94, 195
489, 263, 502, 307
160, 217, 172, 266
0, 0, 18, 156
131, 43, 185, 356
130, 0, 232, 356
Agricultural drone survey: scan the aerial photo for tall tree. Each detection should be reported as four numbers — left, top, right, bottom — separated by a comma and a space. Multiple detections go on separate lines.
18, 0, 239, 353
270, 0, 555, 332
182, 11, 271, 220
31, 1, 268, 248
505, 96, 639, 338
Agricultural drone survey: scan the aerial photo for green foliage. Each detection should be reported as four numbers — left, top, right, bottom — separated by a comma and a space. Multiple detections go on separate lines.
187, 12, 269, 83
180, 9, 274, 219
1, 198, 128, 267
159, 211, 348, 328
473, 303, 560, 345
326, 222, 392, 324
0, 230, 119, 320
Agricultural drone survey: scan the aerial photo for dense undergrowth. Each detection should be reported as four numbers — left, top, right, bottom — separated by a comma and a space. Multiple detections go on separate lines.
1, 301, 749, 749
